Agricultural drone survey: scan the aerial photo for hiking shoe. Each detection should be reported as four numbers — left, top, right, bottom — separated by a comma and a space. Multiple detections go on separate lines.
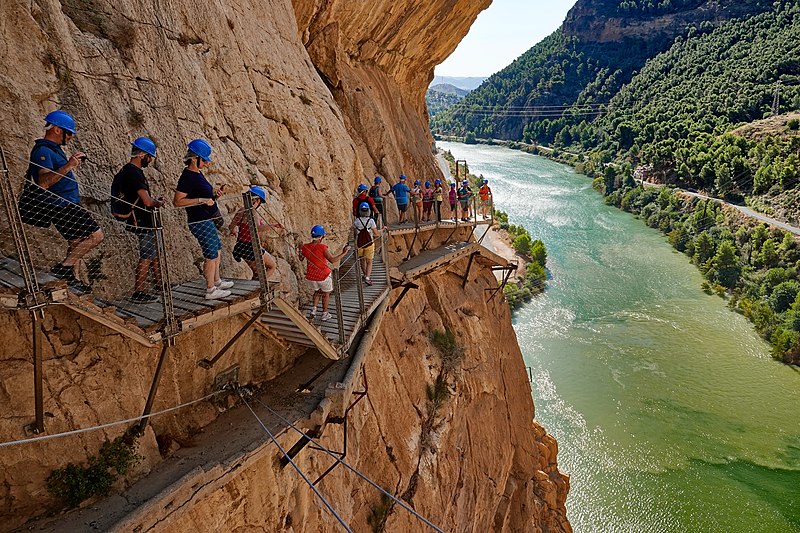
308, 308, 317, 319
205, 287, 231, 300
130, 291, 158, 303
216, 279, 234, 290
364, 277, 373, 286
50, 263, 73, 280
321, 311, 332, 321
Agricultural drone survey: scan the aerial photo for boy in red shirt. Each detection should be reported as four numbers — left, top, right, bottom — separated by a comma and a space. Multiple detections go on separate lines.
299, 225, 350, 321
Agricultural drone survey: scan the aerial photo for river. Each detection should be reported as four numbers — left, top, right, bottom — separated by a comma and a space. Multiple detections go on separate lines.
437, 141, 800, 532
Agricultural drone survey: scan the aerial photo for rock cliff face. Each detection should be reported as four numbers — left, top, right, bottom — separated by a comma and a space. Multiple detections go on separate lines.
0, 0, 570, 530
563, 0, 767, 43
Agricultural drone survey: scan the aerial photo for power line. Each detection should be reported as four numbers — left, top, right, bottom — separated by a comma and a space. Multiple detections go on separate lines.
236, 387, 353, 533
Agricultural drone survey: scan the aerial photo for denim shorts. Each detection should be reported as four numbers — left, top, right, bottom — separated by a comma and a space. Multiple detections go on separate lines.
135, 229, 157, 260
189, 219, 222, 259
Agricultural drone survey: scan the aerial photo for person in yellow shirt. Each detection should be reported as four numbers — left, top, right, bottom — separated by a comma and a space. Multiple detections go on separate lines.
433, 179, 444, 222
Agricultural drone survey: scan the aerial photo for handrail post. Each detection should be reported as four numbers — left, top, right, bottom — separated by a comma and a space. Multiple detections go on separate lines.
243, 192, 270, 306
153, 209, 177, 340
332, 267, 345, 344
382, 230, 390, 284
353, 239, 365, 321
30, 309, 44, 434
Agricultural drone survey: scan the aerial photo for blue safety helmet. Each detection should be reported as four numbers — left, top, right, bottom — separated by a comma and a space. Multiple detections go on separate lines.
414, 180, 420, 185
132, 137, 157, 157
483, 178, 489, 183
462, 180, 468, 185
399, 175, 406, 181
359, 201, 370, 212
248, 185, 266, 203
44, 110, 76, 134
450, 182, 456, 187
374, 176, 382, 184
424, 181, 431, 187
311, 224, 326, 237
358, 183, 368, 192
187, 139, 213, 162
434, 179, 441, 185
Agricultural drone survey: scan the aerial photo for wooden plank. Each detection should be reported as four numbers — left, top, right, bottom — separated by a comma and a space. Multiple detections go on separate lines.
179, 296, 262, 332
62, 303, 157, 348
249, 316, 290, 349
273, 298, 341, 360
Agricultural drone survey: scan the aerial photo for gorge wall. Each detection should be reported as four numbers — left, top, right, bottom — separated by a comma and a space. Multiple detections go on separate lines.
0, 0, 570, 530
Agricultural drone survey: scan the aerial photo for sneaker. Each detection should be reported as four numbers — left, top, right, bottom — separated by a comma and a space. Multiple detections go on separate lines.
364, 277, 373, 286
50, 263, 73, 280
130, 291, 158, 303
215, 279, 234, 290
205, 287, 231, 300
321, 311, 332, 321
308, 308, 317, 319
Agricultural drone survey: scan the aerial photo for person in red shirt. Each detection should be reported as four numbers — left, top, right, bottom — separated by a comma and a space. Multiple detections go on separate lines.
352, 183, 376, 217
298, 225, 350, 321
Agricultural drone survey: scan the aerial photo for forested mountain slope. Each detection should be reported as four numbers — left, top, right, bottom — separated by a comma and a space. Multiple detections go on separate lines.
432, 0, 770, 141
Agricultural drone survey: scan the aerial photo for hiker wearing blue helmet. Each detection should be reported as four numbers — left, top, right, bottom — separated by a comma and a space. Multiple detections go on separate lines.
111, 137, 165, 303
433, 178, 444, 222
299, 225, 350, 320
448, 182, 458, 219
174, 139, 232, 300
229, 186, 281, 281
411, 179, 423, 223
369, 175, 386, 227
389, 175, 411, 224
25, 110, 102, 292
353, 201, 379, 285
422, 180, 434, 222
458, 179, 473, 221
353, 183, 376, 217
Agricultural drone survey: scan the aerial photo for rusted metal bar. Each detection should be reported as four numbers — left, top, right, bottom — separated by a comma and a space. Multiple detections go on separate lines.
137, 342, 171, 433
198, 308, 265, 369
461, 252, 478, 288
30, 310, 44, 434
332, 268, 345, 344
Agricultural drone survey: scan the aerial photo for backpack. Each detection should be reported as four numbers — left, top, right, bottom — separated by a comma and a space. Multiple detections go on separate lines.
355, 218, 372, 249
369, 185, 381, 201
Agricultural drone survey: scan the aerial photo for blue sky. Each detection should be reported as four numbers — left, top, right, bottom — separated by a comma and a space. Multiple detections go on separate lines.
436, 0, 578, 77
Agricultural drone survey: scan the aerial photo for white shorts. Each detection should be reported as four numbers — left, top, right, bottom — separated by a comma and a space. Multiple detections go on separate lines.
307, 274, 333, 293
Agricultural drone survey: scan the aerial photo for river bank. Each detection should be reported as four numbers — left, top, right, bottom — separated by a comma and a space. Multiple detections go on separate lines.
437, 140, 800, 533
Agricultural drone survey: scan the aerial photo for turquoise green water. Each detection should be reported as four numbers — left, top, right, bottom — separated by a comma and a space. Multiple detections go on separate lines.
438, 141, 800, 532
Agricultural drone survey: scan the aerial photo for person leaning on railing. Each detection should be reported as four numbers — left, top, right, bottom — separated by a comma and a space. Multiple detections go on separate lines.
110, 137, 165, 303
25, 110, 104, 292
172, 139, 233, 300
229, 186, 281, 281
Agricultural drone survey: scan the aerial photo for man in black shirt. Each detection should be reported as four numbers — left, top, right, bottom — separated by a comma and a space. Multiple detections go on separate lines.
111, 137, 164, 303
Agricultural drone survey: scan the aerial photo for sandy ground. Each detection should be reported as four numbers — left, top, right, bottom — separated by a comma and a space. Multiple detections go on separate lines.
479, 226, 526, 281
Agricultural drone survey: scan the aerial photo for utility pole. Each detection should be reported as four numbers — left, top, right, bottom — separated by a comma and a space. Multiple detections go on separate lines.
773, 81, 781, 116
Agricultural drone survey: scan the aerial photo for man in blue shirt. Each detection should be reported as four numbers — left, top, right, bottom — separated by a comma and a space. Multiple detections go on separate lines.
27, 110, 103, 291
390, 175, 411, 224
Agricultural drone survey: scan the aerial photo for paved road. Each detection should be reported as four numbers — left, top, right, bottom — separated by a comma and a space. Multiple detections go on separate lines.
639, 180, 800, 237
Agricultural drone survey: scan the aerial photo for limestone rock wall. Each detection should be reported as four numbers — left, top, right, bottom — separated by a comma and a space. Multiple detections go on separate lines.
154, 262, 570, 533
0, 0, 570, 530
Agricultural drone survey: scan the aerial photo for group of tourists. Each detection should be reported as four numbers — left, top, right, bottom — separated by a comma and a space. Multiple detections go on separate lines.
352, 174, 492, 226
23, 110, 279, 303
21, 109, 494, 324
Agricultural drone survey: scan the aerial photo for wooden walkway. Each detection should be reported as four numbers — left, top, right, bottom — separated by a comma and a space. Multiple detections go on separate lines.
386, 214, 492, 236
395, 242, 509, 282
0, 256, 265, 347
258, 256, 390, 360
